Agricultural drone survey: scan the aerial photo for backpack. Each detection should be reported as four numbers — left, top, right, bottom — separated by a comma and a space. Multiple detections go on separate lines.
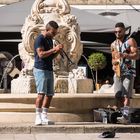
130, 108, 140, 123
93, 108, 122, 124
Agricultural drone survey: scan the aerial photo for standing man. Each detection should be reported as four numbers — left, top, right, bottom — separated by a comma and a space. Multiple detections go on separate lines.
33, 21, 63, 125
111, 22, 139, 123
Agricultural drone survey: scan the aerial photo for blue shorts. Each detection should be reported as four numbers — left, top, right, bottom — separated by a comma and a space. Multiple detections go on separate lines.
33, 68, 54, 96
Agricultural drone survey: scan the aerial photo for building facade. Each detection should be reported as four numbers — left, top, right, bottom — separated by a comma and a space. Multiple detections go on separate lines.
1, 0, 140, 5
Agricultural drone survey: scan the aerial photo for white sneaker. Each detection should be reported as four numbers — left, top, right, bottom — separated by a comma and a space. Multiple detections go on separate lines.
35, 113, 42, 125
41, 113, 54, 125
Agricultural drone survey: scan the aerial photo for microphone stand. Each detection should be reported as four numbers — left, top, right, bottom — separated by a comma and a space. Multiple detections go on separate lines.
60, 49, 75, 66
54, 40, 75, 66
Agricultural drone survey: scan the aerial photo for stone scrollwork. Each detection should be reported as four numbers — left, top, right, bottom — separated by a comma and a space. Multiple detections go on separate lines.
19, 0, 83, 76
19, 17, 44, 76
30, 0, 70, 16
53, 12, 83, 75
11, 0, 85, 94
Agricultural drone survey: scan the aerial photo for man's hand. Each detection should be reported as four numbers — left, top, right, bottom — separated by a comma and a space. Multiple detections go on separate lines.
114, 52, 121, 59
112, 60, 120, 77
53, 44, 63, 53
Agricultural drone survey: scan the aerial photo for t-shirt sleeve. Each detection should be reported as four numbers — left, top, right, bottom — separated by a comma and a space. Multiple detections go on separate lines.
34, 36, 43, 50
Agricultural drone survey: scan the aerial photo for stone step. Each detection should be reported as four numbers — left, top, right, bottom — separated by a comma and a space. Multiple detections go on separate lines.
0, 112, 35, 123
0, 103, 34, 112
0, 94, 140, 134
0, 122, 140, 134
0, 93, 140, 122
0, 93, 116, 112
0, 112, 92, 123
0, 93, 35, 104
0, 93, 140, 111
0, 94, 35, 112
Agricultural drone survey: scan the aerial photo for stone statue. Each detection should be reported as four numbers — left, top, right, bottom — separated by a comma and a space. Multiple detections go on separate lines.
11, 0, 84, 93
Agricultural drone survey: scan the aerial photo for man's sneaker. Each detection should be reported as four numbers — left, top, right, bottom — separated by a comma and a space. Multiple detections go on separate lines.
41, 113, 54, 125
35, 113, 42, 125
117, 115, 129, 124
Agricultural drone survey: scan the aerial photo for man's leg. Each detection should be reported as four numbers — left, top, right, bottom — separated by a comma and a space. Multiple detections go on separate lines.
115, 97, 124, 109
41, 96, 53, 124
117, 75, 134, 124
123, 96, 130, 107
42, 96, 53, 108
123, 75, 134, 107
41, 70, 54, 124
36, 94, 45, 108
114, 75, 123, 109
35, 94, 45, 125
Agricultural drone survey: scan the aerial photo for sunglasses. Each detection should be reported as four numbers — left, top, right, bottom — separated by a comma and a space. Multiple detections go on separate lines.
114, 30, 122, 34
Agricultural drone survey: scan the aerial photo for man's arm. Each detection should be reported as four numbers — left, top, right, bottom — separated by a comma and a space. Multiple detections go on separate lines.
122, 38, 139, 60
111, 43, 121, 77
36, 44, 63, 58
111, 43, 120, 64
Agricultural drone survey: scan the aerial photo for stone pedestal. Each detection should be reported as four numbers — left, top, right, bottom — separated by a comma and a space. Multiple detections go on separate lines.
55, 77, 69, 93
69, 78, 93, 93
55, 77, 93, 93
11, 76, 36, 94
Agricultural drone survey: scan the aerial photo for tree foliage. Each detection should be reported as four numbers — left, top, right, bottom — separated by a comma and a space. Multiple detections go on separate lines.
88, 52, 107, 71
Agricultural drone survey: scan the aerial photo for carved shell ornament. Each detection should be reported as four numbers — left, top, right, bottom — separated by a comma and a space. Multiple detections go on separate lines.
23, 24, 44, 53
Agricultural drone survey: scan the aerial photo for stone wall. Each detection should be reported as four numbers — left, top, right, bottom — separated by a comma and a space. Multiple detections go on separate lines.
1, 0, 140, 5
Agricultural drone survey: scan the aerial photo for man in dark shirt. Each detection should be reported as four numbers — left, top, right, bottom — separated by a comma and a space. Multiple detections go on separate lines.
33, 21, 63, 125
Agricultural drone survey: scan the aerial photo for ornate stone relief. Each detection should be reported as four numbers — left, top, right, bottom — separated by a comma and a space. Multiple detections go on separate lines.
19, 0, 83, 77
11, 0, 84, 93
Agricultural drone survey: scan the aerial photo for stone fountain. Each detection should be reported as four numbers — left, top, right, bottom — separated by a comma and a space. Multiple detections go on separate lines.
11, 0, 93, 94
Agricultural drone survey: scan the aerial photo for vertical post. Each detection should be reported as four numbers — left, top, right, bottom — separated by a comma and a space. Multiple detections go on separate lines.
96, 69, 98, 85
3, 72, 7, 93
